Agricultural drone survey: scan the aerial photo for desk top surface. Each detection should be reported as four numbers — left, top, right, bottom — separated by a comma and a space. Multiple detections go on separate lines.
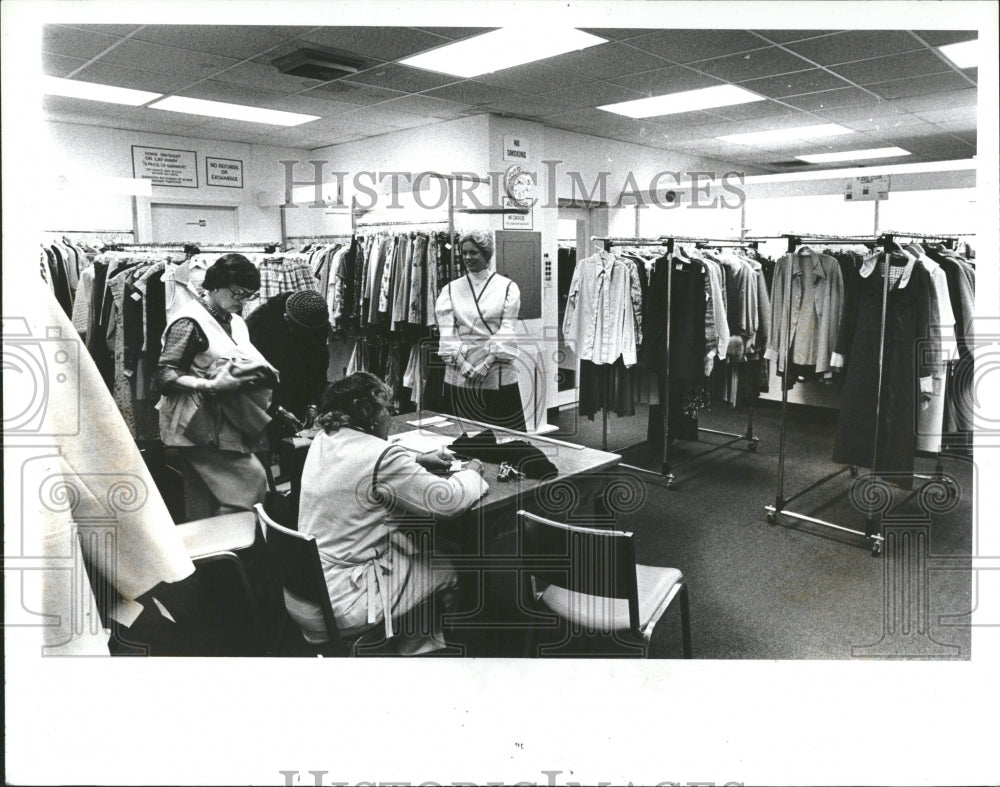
285, 410, 621, 515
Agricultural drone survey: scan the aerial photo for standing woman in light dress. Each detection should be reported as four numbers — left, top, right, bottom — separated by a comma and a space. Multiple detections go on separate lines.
435, 230, 525, 431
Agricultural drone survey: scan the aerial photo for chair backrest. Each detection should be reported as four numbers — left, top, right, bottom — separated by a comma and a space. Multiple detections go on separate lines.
518, 510, 641, 632
253, 503, 338, 641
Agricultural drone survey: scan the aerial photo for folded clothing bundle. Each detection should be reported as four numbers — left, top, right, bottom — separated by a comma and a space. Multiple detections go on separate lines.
449, 429, 558, 480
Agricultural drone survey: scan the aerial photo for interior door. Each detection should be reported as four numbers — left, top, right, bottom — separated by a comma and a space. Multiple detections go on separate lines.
150, 203, 238, 244
494, 230, 541, 319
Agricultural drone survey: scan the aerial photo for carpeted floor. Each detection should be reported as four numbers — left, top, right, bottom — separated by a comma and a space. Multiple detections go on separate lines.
552, 400, 974, 660
120, 399, 973, 660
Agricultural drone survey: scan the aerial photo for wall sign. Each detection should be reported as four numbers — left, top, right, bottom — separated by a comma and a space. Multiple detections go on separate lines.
845, 174, 890, 202
502, 196, 533, 230
132, 146, 198, 188
503, 135, 530, 162
206, 156, 244, 188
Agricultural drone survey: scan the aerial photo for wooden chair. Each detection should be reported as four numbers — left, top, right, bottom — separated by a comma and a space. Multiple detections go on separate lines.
518, 510, 692, 658
253, 503, 388, 657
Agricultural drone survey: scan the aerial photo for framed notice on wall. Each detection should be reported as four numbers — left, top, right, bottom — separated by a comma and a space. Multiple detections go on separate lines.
132, 146, 198, 188
206, 157, 244, 188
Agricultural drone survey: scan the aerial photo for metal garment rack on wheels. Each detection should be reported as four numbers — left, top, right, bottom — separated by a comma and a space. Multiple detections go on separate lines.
592, 235, 761, 487
761, 232, 960, 555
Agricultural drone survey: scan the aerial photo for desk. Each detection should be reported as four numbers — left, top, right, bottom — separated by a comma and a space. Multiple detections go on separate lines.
281, 411, 624, 655
392, 411, 623, 656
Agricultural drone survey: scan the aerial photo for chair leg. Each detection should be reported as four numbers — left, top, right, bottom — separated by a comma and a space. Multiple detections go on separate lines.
204, 552, 269, 655
679, 583, 693, 659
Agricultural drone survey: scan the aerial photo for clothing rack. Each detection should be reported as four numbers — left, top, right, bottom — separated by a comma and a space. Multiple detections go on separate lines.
762, 232, 960, 555
590, 235, 761, 487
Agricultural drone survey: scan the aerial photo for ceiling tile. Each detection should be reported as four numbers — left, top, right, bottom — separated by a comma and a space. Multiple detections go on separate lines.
552, 42, 670, 80
263, 94, 358, 116
411, 28, 496, 40
751, 30, 843, 44
828, 50, 954, 84
913, 30, 978, 46
829, 112, 928, 132
72, 63, 195, 94
99, 39, 240, 79
422, 80, 519, 106
691, 47, 816, 81
913, 106, 977, 124
540, 81, 646, 108
58, 24, 146, 38
739, 68, 853, 97
891, 89, 977, 112
377, 94, 472, 118
948, 130, 976, 147
704, 99, 803, 121
607, 66, 724, 94
43, 95, 124, 116
130, 25, 298, 60
482, 92, 574, 118
348, 105, 439, 129
578, 29, 650, 41
176, 80, 288, 107
476, 62, 591, 94
784, 30, 925, 65
868, 71, 973, 100
813, 100, 912, 123
309, 82, 408, 105
628, 30, 768, 63
299, 27, 449, 61
930, 119, 978, 134
211, 60, 326, 92
340, 64, 457, 93
42, 53, 89, 77
42, 25, 121, 59
536, 108, 597, 129
644, 110, 732, 130
780, 86, 880, 111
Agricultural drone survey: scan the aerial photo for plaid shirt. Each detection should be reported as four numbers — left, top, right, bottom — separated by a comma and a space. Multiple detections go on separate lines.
242, 254, 318, 312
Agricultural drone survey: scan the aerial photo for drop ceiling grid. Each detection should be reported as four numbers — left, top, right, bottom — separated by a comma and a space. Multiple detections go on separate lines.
39, 25, 978, 167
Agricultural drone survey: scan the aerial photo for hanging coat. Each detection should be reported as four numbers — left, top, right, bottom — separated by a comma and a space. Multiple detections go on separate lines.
832, 253, 932, 489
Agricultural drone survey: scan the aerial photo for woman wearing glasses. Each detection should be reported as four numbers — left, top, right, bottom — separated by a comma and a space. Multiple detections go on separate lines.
298, 371, 488, 654
435, 230, 526, 430
155, 254, 277, 514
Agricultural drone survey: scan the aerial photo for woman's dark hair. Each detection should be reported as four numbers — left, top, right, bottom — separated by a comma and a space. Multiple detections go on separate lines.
203, 254, 261, 292
316, 371, 392, 434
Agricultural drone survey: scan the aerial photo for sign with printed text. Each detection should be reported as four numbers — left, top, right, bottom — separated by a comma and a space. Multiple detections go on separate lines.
502, 196, 533, 230
845, 174, 890, 202
503, 135, 530, 162
131, 145, 198, 188
206, 156, 243, 188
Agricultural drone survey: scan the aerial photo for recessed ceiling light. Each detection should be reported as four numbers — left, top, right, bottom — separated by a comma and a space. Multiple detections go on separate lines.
600, 85, 765, 118
795, 146, 912, 164
717, 123, 854, 145
400, 28, 607, 78
149, 96, 319, 126
43, 76, 161, 106
937, 39, 978, 69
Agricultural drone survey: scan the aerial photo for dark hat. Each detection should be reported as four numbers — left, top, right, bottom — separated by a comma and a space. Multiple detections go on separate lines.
285, 290, 329, 331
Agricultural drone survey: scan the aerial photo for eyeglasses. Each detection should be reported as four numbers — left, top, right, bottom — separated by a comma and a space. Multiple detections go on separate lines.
228, 287, 258, 302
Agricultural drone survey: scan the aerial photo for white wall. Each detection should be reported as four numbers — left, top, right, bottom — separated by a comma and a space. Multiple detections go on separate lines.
42, 121, 309, 243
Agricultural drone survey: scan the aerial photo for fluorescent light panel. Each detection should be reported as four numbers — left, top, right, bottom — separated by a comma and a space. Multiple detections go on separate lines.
796, 146, 912, 164
600, 84, 765, 118
149, 96, 319, 126
717, 123, 854, 145
43, 76, 161, 106
400, 28, 606, 78
937, 39, 978, 69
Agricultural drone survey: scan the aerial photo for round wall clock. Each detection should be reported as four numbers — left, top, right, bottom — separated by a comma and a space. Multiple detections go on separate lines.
504, 165, 536, 206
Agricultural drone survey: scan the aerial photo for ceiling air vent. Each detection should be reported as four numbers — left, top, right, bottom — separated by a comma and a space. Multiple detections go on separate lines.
271, 48, 365, 81
769, 160, 812, 168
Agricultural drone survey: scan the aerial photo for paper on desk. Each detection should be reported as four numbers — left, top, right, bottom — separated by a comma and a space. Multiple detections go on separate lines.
390, 430, 456, 453
406, 415, 451, 427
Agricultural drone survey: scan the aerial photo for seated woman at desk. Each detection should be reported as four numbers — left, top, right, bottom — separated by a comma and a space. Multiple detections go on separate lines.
298, 371, 488, 655
435, 230, 526, 431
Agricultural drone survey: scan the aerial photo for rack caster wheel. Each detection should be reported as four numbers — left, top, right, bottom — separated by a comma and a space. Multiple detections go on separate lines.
766, 512, 777, 525
871, 540, 883, 556
747, 441, 758, 453
850, 466, 859, 478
